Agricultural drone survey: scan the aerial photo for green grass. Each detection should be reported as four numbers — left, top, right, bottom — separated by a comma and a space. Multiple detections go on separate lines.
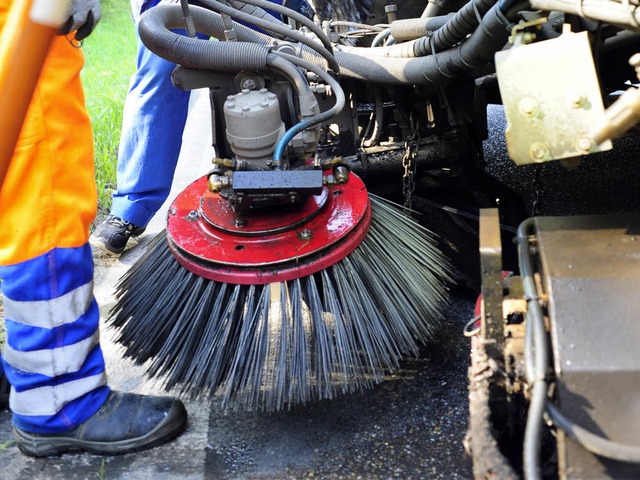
82, 0, 137, 218
0, 440, 15, 451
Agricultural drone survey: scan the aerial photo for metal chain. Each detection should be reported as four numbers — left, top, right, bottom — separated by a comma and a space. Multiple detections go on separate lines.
402, 118, 420, 214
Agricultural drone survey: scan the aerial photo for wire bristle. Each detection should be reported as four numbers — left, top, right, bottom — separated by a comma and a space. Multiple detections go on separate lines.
109, 195, 451, 411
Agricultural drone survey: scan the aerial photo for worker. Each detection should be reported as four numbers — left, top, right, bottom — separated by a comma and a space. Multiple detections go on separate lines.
91, 0, 315, 254
0, 0, 187, 456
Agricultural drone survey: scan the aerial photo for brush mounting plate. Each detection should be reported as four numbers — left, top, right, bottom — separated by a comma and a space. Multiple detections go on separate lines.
165, 173, 371, 284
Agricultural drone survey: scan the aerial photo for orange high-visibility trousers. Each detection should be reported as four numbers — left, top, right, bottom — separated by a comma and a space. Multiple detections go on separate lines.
0, 2, 109, 433
0, 1, 97, 266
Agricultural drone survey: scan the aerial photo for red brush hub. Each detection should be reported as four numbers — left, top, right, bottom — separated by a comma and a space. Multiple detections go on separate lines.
166, 172, 371, 284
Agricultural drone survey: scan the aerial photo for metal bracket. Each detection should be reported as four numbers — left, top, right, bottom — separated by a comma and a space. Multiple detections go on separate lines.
479, 208, 504, 358
495, 26, 613, 165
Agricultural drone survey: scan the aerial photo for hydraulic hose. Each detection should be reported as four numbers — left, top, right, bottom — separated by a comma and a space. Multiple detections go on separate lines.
138, 5, 273, 71
333, 0, 497, 59
422, 0, 447, 18
142, 2, 516, 87
229, 0, 335, 61
371, 27, 392, 47
196, 0, 340, 73
143, 2, 515, 87
179, 0, 197, 37
298, 0, 516, 85
363, 88, 383, 147
546, 402, 640, 464
518, 218, 548, 480
270, 50, 346, 163
389, 15, 453, 42
265, 54, 313, 98
414, 0, 499, 56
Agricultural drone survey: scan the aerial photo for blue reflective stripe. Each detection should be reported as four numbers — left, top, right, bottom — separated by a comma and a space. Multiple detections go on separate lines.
0, 245, 93, 301
4, 299, 99, 351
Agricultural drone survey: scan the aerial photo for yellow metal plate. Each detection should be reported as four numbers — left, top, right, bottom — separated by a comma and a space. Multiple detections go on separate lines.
495, 30, 612, 165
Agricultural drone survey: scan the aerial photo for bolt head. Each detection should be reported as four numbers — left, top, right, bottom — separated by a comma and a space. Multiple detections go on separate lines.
518, 97, 539, 117
299, 229, 313, 241
529, 142, 549, 161
567, 91, 585, 108
241, 79, 257, 90
576, 136, 593, 152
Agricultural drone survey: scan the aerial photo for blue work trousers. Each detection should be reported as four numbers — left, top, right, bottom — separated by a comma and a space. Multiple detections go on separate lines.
111, 0, 314, 227
110, 27, 195, 228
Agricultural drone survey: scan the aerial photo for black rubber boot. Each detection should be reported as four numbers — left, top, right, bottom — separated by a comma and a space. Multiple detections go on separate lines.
0, 371, 9, 409
13, 391, 187, 457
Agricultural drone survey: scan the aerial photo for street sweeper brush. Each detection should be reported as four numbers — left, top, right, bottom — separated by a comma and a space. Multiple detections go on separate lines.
109, 173, 450, 411
107, 0, 455, 411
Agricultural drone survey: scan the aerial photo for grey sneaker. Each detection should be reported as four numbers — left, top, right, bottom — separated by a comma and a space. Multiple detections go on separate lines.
14, 391, 187, 457
91, 216, 146, 255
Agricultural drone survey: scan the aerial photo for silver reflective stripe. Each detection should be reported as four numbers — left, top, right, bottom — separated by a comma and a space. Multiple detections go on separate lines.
3, 330, 100, 377
9, 372, 107, 417
2, 281, 94, 329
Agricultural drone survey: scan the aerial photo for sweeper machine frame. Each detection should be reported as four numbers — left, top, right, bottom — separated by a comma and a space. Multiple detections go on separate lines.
4, 0, 640, 478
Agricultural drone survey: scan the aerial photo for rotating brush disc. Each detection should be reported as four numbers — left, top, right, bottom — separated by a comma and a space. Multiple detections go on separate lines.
110, 172, 451, 411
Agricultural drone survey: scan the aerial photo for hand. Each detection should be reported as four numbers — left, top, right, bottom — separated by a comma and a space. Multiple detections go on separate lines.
59, 0, 102, 41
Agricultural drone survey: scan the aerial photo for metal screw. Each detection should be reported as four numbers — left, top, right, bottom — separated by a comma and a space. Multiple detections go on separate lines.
518, 97, 539, 117
235, 218, 246, 228
576, 136, 592, 153
299, 229, 313, 241
529, 143, 549, 162
186, 210, 199, 221
567, 91, 585, 108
